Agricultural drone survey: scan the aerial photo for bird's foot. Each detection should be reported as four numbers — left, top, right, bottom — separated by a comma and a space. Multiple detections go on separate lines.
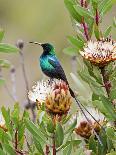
48, 78, 53, 85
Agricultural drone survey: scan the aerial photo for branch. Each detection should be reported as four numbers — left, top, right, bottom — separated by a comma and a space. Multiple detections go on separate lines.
100, 66, 111, 97
95, 9, 99, 26
82, 17, 89, 41
52, 132, 56, 155
16, 40, 36, 122
80, 0, 89, 41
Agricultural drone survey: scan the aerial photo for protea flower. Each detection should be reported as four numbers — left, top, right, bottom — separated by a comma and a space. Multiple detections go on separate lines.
0, 112, 7, 131
28, 79, 72, 115
70, 107, 105, 139
80, 38, 116, 67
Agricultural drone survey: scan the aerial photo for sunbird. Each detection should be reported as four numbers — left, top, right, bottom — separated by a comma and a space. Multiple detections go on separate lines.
29, 42, 101, 126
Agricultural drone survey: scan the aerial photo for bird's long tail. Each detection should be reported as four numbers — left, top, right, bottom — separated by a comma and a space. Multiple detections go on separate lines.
69, 88, 104, 145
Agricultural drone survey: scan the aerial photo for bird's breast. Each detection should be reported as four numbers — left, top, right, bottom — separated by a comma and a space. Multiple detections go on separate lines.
39, 56, 54, 77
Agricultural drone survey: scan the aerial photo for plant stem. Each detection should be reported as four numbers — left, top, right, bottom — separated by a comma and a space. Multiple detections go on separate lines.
100, 66, 111, 97
15, 129, 18, 150
45, 145, 50, 155
80, 0, 89, 41
52, 132, 56, 155
95, 9, 99, 26
82, 17, 89, 41
16, 40, 36, 122
80, 0, 84, 7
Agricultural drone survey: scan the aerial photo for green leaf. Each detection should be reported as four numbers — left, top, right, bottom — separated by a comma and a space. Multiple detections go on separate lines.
64, 0, 81, 23
18, 121, 25, 142
63, 142, 72, 155
11, 103, 20, 128
3, 143, 16, 155
106, 127, 116, 140
104, 26, 112, 38
110, 89, 116, 100
55, 122, 64, 147
92, 94, 116, 121
47, 118, 55, 133
63, 47, 77, 56
78, 70, 104, 95
0, 128, 11, 142
107, 137, 114, 153
73, 148, 85, 155
98, 130, 107, 155
87, 18, 94, 38
64, 118, 77, 135
91, 0, 99, 10
1, 107, 13, 135
89, 135, 97, 154
0, 78, 5, 86
25, 119, 46, 145
62, 114, 72, 124
0, 59, 11, 68
57, 139, 81, 152
33, 136, 44, 155
67, 36, 84, 49
0, 148, 5, 155
99, 0, 116, 16
84, 60, 102, 85
113, 17, 116, 27
100, 96, 116, 120
0, 43, 19, 53
106, 151, 116, 155
74, 5, 94, 19
0, 29, 4, 42
94, 24, 101, 40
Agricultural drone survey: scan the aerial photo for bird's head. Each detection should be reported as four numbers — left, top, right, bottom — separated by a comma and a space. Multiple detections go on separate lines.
29, 42, 55, 55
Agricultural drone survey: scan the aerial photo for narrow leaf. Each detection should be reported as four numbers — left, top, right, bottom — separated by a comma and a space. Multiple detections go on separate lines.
0, 29, 4, 42
67, 36, 84, 49
25, 119, 46, 145
74, 5, 94, 19
104, 26, 112, 38
55, 122, 64, 147
0, 148, 5, 155
0, 43, 19, 53
63, 47, 78, 56
33, 136, 44, 155
65, 118, 77, 135
64, 0, 81, 23
47, 119, 55, 133
94, 24, 101, 40
3, 143, 16, 155
0, 59, 11, 68
0, 78, 5, 86
99, 0, 116, 16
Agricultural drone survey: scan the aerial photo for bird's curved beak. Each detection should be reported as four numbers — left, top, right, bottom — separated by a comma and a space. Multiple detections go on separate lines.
29, 41, 42, 46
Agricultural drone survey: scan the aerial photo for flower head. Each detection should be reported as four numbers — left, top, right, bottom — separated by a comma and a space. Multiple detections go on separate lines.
70, 107, 105, 139
80, 38, 116, 67
28, 79, 72, 115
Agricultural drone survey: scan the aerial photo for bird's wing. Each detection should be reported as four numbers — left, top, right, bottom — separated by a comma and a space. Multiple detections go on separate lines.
48, 56, 68, 82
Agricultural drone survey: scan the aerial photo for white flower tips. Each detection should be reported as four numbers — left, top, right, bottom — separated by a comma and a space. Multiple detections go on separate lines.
80, 38, 116, 67
0, 112, 7, 131
28, 79, 72, 115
